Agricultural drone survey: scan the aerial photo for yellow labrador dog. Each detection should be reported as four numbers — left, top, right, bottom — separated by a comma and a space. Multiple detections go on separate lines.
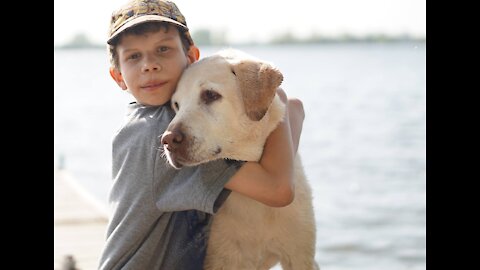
161, 49, 318, 270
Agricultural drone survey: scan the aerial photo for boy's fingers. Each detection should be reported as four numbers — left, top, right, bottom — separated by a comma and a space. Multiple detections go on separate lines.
276, 87, 288, 104
288, 98, 305, 121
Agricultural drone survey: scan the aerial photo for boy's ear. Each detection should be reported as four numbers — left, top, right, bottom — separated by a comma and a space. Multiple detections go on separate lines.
109, 67, 127, 90
187, 45, 200, 64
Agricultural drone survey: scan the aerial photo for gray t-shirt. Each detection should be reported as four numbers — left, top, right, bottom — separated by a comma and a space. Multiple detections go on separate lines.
98, 103, 242, 270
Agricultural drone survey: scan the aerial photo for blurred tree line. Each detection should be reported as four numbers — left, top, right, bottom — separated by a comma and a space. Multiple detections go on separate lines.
56, 30, 425, 49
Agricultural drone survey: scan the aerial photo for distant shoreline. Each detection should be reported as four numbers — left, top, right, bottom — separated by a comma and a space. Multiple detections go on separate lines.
55, 39, 426, 50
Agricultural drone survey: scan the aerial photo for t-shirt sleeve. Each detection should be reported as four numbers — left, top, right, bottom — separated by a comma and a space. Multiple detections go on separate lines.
153, 158, 244, 214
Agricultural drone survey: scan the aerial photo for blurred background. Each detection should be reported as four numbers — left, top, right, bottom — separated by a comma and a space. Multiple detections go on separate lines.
54, 0, 426, 269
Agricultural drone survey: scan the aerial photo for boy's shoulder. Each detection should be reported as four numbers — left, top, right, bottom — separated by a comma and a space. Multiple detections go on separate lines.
124, 103, 175, 125
127, 102, 174, 117
115, 103, 174, 139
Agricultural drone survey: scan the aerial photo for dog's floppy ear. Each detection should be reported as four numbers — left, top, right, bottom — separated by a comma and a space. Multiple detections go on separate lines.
232, 60, 283, 121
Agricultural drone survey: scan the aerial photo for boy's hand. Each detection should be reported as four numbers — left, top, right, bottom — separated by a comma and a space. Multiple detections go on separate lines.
287, 98, 305, 154
276, 87, 305, 154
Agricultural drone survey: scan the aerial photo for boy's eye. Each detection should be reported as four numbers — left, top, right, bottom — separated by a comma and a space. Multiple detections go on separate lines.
158, 46, 169, 53
127, 53, 140, 60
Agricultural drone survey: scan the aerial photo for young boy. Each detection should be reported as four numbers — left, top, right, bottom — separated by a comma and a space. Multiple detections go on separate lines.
98, 0, 305, 269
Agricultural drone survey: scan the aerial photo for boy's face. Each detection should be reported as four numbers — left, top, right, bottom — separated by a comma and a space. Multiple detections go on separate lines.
110, 25, 198, 106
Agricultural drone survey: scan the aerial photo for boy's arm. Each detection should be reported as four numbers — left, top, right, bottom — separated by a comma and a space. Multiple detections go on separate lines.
224, 88, 305, 207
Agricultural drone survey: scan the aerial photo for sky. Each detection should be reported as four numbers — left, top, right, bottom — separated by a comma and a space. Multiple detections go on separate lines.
54, 0, 426, 46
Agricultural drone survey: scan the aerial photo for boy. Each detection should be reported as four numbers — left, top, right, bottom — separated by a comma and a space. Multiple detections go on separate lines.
98, 0, 305, 269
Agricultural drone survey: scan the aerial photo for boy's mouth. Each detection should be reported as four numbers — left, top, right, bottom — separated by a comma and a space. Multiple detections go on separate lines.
141, 81, 167, 91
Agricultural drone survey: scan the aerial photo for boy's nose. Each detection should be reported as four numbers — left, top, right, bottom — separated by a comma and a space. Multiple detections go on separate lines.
142, 63, 162, 72
142, 56, 162, 72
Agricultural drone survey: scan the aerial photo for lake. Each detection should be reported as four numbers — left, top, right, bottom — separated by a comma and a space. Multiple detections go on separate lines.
54, 42, 426, 270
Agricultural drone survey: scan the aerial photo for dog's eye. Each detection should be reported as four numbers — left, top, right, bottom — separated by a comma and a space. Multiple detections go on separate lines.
201, 90, 222, 105
172, 101, 180, 111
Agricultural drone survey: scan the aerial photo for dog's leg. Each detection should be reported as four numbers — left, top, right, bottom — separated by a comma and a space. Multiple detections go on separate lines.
258, 253, 279, 270
277, 220, 317, 270
279, 254, 320, 270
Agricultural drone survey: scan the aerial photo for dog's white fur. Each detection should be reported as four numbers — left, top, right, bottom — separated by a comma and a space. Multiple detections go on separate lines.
162, 49, 318, 270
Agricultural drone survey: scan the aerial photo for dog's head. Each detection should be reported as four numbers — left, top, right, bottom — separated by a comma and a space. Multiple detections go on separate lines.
161, 49, 285, 169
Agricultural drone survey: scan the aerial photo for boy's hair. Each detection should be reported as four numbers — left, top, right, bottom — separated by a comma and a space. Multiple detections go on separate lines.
107, 0, 194, 69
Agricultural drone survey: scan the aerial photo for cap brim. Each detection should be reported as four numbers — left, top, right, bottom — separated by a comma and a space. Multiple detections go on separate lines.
107, 15, 188, 44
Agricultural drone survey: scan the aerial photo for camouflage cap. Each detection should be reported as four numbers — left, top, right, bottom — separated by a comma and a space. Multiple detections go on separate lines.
107, 0, 194, 45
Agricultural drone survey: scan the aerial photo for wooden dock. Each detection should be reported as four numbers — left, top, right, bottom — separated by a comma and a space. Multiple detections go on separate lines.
54, 170, 109, 270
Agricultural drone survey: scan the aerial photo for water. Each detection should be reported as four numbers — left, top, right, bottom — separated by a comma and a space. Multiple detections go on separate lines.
54, 43, 426, 270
